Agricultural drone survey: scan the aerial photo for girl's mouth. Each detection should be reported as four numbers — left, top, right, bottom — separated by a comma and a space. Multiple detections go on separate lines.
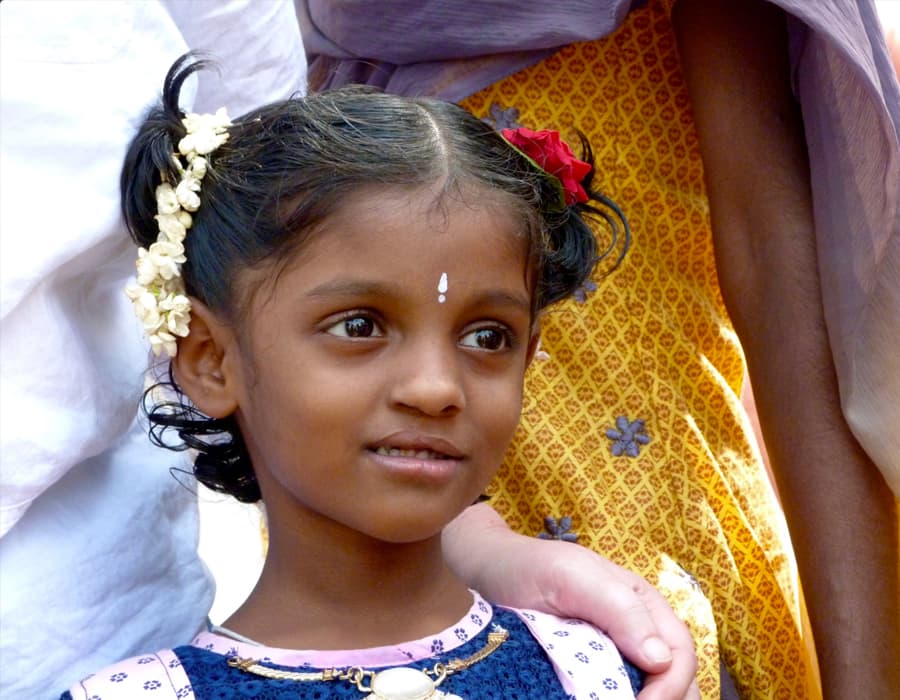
373, 446, 453, 460
366, 433, 466, 484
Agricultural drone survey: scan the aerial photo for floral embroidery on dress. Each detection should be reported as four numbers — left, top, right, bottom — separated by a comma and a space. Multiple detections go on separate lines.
482, 102, 521, 130
537, 515, 579, 542
606, 417, 650, 457
573, 278, 598, 303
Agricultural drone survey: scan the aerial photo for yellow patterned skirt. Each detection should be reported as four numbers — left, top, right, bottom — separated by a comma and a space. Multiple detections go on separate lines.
460, 2, 821, 698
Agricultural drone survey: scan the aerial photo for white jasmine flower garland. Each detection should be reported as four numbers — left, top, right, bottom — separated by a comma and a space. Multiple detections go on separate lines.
125, 108, 231, 357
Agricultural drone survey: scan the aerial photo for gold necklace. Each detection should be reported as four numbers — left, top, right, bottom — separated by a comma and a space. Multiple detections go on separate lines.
227, 624, 509, 700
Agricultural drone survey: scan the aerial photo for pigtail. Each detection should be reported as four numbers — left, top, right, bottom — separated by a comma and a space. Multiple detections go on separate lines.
575, 134, 630, 273
122, 54, 263, 503
120, 53, 210, 248
538, 134, 631, 308
143, 367, 262, 504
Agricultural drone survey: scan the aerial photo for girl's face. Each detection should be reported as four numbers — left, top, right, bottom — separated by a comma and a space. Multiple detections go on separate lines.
224, 185, 537, 545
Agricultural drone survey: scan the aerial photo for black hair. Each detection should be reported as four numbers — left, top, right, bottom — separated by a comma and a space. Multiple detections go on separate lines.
123, 54, 629, 503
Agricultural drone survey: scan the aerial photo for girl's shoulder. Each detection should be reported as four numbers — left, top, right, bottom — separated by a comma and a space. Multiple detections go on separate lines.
62, 648, 190, 700
498, 605, 641, 698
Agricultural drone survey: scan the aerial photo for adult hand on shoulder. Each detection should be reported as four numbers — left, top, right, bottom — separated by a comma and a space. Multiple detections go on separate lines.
443, 503, 700, 700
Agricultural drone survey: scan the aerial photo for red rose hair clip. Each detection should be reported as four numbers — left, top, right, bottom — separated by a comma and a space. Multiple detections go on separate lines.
501, 127, 591, 208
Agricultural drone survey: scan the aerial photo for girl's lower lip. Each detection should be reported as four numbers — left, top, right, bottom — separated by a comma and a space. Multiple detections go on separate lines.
366, 449, 462, 483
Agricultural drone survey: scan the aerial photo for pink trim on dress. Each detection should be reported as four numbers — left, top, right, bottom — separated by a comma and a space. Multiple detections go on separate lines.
193, 590, 494, 668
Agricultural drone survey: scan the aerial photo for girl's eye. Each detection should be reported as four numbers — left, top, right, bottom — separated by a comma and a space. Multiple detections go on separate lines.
326, 315, 384, 338
460, 327, 512, 351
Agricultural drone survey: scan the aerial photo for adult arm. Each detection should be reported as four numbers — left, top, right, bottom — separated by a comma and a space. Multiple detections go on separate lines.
672, 1, 899, 697
444, 503, 700, 700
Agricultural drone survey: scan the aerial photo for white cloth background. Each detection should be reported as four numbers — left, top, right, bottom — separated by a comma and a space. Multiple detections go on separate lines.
0, 1, 306, 696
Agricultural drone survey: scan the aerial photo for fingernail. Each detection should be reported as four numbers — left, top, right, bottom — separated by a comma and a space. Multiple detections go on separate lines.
642, 636, 672, 664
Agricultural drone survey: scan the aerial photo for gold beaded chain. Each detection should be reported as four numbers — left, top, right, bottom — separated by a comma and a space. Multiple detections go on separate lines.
226, 625, 509, 694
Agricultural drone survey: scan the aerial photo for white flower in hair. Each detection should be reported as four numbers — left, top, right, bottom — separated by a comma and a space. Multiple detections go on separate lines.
126, 287, 164, 338
159, 293, 191, 337
149, 329, 178, 359
142, 240, 186, 281
189, 156, 208, 179
179, 108, 232, 156
124, 286, 157, 316
156, 212, 188, 242
155, 183, 180, 215
175, 176, 202, 212
126, 106, 231, 357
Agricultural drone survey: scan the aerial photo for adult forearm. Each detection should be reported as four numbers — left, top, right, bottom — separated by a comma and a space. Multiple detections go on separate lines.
673, 0, 899, 696
444, 504, 701, 700
733, 195, 899, 695
748, 321, 899, 696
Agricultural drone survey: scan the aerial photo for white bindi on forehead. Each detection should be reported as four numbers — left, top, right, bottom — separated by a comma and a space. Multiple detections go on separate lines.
437, 272, 449, 303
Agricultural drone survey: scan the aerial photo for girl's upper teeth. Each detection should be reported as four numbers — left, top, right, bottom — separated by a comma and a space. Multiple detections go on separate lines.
375, 446, 446, 459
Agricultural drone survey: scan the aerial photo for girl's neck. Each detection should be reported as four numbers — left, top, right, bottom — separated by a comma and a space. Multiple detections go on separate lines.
221, 521, 473, 650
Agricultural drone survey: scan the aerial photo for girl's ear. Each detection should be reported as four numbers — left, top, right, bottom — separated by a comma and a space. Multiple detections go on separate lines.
172, 299, 240, 419
525, 321, 542, 367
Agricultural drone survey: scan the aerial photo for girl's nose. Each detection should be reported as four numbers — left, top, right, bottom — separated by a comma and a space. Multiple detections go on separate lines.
389, 341, 466, 417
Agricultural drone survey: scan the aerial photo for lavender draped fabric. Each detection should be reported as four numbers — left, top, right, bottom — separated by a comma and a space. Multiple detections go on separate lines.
298, 0, 900, 493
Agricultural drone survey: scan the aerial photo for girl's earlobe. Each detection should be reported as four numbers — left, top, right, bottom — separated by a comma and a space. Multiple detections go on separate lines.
172, 299, 239, 419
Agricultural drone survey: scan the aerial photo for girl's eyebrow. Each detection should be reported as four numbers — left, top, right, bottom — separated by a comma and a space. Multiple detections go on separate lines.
467, 289, 532, 314
305, 280, 394, 299
305, 279, 531, 314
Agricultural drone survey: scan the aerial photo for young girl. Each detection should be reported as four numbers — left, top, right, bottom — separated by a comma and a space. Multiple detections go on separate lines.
64, 55, 639, 700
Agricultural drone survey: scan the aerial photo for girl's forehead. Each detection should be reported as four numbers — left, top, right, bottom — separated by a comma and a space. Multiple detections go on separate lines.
236, 182, 537, 317
254, 184, 533, 301
305, 183, 529, 258
342, 182, 519, 219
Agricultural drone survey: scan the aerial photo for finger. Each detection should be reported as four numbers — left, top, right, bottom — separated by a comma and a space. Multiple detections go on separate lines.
603, 579, 679, 672
633, 636, 699, 700
466, 530, 699, 699
546, 559, 675, 672
622, 577, 698, 700
544, 557, 697, 699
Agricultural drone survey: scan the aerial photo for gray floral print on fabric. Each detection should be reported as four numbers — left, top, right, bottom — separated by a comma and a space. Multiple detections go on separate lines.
606, 416, 650, 457
537, 515, 579, 542
482, 102, 522, 130
573, 278, 597, 303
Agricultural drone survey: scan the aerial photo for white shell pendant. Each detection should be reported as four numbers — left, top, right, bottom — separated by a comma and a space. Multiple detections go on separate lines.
364, 666, 464, 700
